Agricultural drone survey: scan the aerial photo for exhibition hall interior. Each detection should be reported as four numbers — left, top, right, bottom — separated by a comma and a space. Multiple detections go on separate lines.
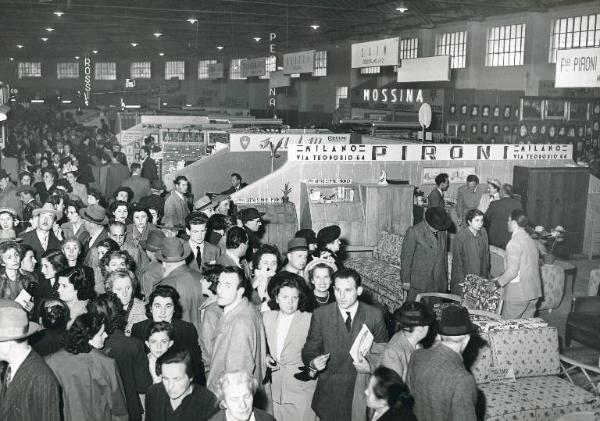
1, 0, 600, 420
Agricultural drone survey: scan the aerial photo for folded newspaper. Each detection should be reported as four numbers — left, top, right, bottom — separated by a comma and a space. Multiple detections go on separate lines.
349, 324, 374, 363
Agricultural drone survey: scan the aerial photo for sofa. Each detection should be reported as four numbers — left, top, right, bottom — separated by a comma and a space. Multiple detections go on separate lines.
471, 324, 599, 420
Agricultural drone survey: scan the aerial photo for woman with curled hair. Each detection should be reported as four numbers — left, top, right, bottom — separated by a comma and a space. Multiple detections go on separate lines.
36, 248, 69, 304
105, 269, 146, 336
0, 240, 37, 302
30, 298, 70, 356
251, 244, 281, 309
57, 266, 96, 328
263, 272, 316, 421
87, 293, 152, 421
45, 313, 129, 421
100, 249, 136, 281
304, 259, 337, 307
109, 200, 130, 225
209, 370, 275, 421
364, 366, 416, 421
61, 237, 97, 293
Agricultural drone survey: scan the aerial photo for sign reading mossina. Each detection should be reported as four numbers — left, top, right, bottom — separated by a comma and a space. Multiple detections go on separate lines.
290, 144, 573, 162
362, 88, 424, 103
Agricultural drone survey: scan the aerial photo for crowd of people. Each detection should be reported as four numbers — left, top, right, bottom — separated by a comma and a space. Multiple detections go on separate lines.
0, 108, 545, 421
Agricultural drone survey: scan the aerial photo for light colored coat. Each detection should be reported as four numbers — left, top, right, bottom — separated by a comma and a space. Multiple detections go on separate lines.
263, 310, 316, 421
497, 229, 542, 302
162, 191, 189, 228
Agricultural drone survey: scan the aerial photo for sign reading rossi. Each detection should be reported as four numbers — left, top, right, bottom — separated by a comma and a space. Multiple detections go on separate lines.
290, 144, 572, 162
230, 133, 350, 152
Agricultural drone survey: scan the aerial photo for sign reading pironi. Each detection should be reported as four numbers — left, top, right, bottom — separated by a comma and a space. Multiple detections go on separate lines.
555, 47, 600, 88
290, 144, 572, 162
351, 37, 399, 68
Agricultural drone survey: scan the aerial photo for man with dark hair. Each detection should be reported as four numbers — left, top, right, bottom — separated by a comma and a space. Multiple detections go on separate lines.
163, 176, 190, 228
120, 162, 151, 203
20, 203, 62, 260
221, 173, 248, 195
34, 167, 58, 204
140, 179, 167, 220
105, 150, 130, 199
240, 208, 264, 262
145, 349, 219, 421
427, 173, 449, 208
216, 226, 251, 279
0, 169, 22, 218
302, 267, 388, 421
456, 174, 487, 226
18, 185, 41, 228
140, 146, 158, 183
489, 209, 542, 319
484, 183, 523, 249
185, 212, 221, 272
207, 266, 269, 410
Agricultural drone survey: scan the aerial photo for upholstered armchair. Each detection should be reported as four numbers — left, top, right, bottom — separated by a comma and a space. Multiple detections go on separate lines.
565, 269, 600, 350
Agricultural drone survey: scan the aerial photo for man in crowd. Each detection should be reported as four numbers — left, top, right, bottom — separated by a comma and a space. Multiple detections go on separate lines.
81, 204, 110, 263
105, 151, 130, 199
456, 174, 487, 226
221, 173, 248, 195
185, 212, 221, 272
34, 167, 57, 204
217, 226, 251, 279
139, 229, 166, 298
0, 169, 22, 217
109, 220, 149, 273
240, 208, 264, 262
0, 299, 62, 421
145, 349, 219, 421
140, 146, 158, 183
485, 183, 522, 249
302, 268, 388, 421
427, 173, 449, 208
140, 179, 166, 220
163, 176, 190, 228
20, 203, 62, 259
120, 162, 151, 203
18, 185, 41, 228
282, 237, 309, 276
489, 209, 542, 319
407, 305, 478, 421
207, 266, 269, 409
401, 207, 451, 301
156, 237, 204, 335
316, 225, 343, 267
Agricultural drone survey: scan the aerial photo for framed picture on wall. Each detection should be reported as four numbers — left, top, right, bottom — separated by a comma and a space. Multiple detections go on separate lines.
540, 125, 547, 135
471, 105, 479, 117
447, 123, 458, 137
493, 124, 500, 134
594, 121, 600, 132
578, 126, 585, 137
493, 106, 501, 118
558, 125, 566, 137
460, 104, 468, 115
549, 125, 557, 138
514, 107, 520, 119
471, 124, 478, 134
482, 123, 489, 134
594, 103, 600, 115
503, 124, 511, 133
482, 105, 490, 117
545, 99, 567, 120
567, 126, 576, 138
586, 127, 592, 136
569, 102, 589, 121
520, 98, 543, 120
449, 104, 457, 115
459, 123, 467, 133
503, 106, 512, 119
519, 123, 528, 138
593, 138, 600, 148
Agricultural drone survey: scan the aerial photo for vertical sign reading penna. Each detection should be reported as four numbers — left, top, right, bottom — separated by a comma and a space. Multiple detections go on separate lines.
83, 56, 92, 107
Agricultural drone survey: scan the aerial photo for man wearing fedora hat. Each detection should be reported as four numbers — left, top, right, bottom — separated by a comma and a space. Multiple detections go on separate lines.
139, 230, 167, 298
0, 168, 22, 219
407, 305, 478, 421
240, 207, 265, 262
381, 302, 434, 380
80, 204, 110, 264
283, 237, 309, 276
401, 207, 451, 301
0, 299, 61, 421
19, 203, 62, 261
156, 237, 205, 335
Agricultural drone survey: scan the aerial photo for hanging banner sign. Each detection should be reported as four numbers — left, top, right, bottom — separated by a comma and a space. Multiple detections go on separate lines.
351, 37, 399, 68
555, 47, 600, 88
283, 50, 315, 74
397, 56, 451, 82
241, 57, 267, 78
290, 144, 573, 162
230, 133, 350, 152
83, 56, 92, 106
208, 63, 224, 80
269, 71, 291, 88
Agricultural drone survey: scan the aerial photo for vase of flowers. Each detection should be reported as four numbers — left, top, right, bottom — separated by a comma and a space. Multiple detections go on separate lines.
530, 225, 566, 264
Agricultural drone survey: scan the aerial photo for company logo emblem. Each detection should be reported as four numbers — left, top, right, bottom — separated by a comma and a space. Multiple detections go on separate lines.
240, 136, 250, 150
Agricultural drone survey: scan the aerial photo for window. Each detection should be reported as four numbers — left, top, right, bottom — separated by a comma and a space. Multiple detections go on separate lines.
57, 62, 79, 79
400, 37, 419, 59
549, 13, 600, 63
486, 24, 526, 66
360, 66, 380, 74
230, 58, 246, 80
95, 62, 116, 80
260, 56, 277, 80
335, 86, 348, 109
18, 62, 41, 78
131, 62, 151, 79
435, 31, 468, 68
198, 59, 217, 80
313, 51, 327, 77
165, 61, 185, 80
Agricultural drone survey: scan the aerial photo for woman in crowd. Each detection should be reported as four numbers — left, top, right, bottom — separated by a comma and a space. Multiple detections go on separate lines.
99, 249, 136, 287
199, 265, 224, 376
45, 313, 129, 421
364, 367, 417, 421
304, 259, 337, 307
252, 244, 281, 309
145, 321, 174, 384
61, 237, 96, 290
478, 177, 501, 213
61, 199, 89, 243
209, 371, 276, 421
64, 168, 88, 205
29, 298, 70, 356
56, 266, 97, 327
105, 269, 147, 336
205, 213, 229, 246
0, 208, 19, 239
131, 285, 204, 384
91, 238, 121, 290
263, 272, 316, 421
109, 200, 130, 225
127, 203, 160, 248
19, 243, 38, 277
87, 188, 105, 207
36, 248, 69, 303
0, 240, 36, 302
114, 187, 134, 204
380, 302, 434, 381
87, 293, 153, 421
